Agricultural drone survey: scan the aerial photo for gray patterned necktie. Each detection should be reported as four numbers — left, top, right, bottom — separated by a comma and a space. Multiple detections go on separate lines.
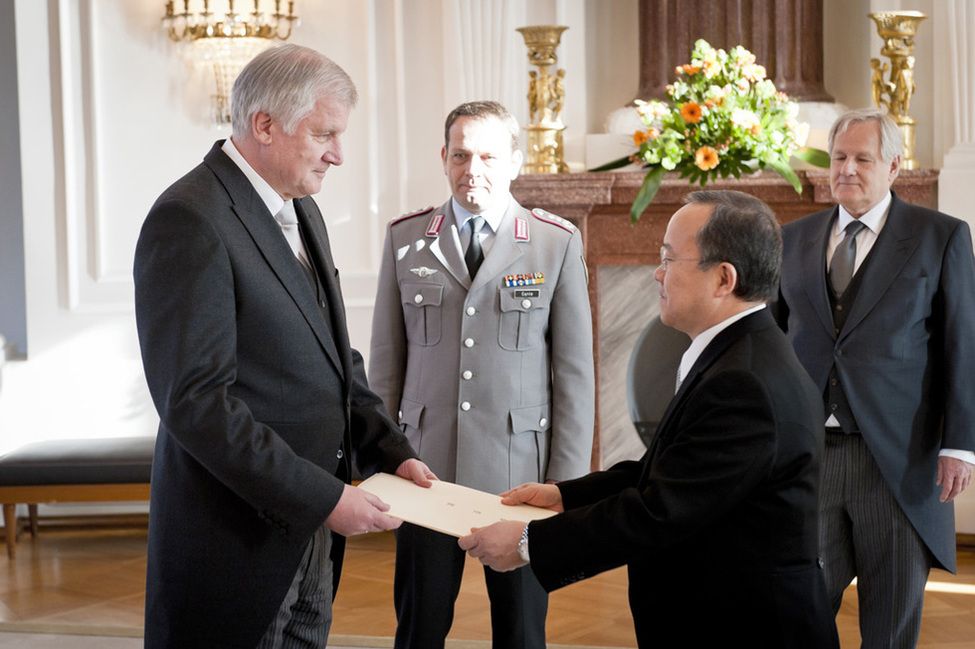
829, 220, 866, 297
274, 201, 310, 269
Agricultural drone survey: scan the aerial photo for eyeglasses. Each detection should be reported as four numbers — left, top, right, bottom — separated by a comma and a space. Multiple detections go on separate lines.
658, 246, 701, 272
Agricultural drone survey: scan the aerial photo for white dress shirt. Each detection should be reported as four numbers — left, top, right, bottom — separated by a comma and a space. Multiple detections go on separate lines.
222, 139, 310, 265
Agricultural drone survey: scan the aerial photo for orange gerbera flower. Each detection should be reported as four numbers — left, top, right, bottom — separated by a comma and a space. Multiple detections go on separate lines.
695, 146, 719, 171
680, 101, 702, 123
633, 130, 648, 146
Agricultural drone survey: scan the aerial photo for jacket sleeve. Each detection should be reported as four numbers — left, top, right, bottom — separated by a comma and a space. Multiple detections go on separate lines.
938, 220, 975, 452
368, 225, 409, 421
528, 369, 777, 591
349, 347, 418, 478
545, 227, 596, 482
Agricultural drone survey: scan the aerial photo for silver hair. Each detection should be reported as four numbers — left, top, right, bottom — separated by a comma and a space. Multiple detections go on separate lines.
231, 44, 358, 139
827, 108, 903, 164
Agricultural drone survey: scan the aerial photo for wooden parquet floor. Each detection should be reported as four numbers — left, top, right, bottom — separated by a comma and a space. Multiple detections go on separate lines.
1, 523, 975, 647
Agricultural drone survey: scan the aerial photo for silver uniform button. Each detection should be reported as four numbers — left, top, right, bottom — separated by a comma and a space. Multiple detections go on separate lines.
461, 402, 471, 411
462, 370, 473, 380
522, 299, 532, 309
414, 294, 424, 304
539, 418, 548, 427
466, 306, 476, 316
464, 338, 474, 348
337, 449, 344, 459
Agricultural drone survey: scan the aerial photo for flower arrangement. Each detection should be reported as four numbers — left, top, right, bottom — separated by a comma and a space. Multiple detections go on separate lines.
596, 39, 828, 223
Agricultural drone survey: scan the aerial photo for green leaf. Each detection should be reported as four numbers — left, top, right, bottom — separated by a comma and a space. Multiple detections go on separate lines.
630, 166, 667, 224
767, 157, 803, 195
793, 146, 830, 168
587, 154, 637, 172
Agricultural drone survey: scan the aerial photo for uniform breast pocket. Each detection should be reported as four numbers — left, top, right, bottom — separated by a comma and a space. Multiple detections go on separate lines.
401, 281, 444, 346
498, 287, 552, 351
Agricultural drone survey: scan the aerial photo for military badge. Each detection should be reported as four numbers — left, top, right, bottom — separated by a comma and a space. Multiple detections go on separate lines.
503, 273, 545, 287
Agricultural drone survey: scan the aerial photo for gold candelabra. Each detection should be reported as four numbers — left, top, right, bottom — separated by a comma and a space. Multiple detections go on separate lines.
516, 25, 569, 174
163, 0, 300, 123
869, 11, 926, 170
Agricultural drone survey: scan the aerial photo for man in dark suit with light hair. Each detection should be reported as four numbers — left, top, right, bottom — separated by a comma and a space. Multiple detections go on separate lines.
134, 44, 433, 648
460, 190, 839, 649
777, 107, 975, 648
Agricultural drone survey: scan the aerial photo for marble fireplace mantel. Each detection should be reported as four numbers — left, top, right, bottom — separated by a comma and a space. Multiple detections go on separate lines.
510, 169, 939, 469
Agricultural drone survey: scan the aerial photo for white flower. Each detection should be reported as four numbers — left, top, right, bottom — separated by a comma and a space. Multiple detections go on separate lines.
731, 108, 760, 130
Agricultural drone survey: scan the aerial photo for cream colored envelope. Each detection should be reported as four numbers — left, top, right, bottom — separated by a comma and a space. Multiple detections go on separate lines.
357, 473, 557, 537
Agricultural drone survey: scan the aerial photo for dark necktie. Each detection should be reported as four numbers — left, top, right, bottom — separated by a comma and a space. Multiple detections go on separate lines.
465, 216, 486, 278
829, 220, 866, 297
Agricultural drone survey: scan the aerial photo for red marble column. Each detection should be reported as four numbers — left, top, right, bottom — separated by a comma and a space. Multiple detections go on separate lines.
637, 0, 833, 102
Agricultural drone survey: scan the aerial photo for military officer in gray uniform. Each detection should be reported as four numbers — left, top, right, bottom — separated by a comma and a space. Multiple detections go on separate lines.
369, 100, 595, 649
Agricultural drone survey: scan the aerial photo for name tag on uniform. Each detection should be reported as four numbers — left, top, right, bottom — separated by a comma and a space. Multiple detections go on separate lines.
514, 290, 540, 298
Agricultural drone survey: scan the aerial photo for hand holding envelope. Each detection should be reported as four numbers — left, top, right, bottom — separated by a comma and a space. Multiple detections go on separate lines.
458, 482, 564, 572
357, 473, 558, 538
325, 459, 435, 537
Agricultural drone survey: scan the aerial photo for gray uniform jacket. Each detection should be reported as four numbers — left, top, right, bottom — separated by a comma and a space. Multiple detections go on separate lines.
369, 198, 595, 494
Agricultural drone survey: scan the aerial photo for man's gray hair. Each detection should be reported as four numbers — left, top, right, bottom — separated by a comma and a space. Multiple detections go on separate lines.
231, 44, 358, 139
828, 108, 903, 164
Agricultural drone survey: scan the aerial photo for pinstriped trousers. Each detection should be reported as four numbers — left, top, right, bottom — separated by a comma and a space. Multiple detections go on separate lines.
257, 525, 334, 649
820, 432, 933, 649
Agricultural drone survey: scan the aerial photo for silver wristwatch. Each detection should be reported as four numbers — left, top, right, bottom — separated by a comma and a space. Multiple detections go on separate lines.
516, 524, 530, 562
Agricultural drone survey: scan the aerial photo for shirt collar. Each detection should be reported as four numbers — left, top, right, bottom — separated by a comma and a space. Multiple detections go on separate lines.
222, 138, 285, 218
836, 190, 892, 236
451, 196, 510, 233
678, 303, 767, 389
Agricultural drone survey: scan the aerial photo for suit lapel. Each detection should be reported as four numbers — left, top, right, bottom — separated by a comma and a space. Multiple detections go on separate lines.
838, 194, 918, 339
469, 202, 526, 293
205, 145, 345, 377
642, 310, 774, 469
797, 208, 838, 340
428, 202, 471, 288
294, 197, 349, 380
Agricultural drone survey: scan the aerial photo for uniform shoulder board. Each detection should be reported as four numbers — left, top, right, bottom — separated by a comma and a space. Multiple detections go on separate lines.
530, 208, 576, 233
391, 206, 435, 226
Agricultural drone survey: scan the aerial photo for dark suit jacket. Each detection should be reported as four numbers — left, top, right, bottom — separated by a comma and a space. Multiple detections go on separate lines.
134, 142, 416, 648
527, 310, 838, 648
777, 192, 975, 572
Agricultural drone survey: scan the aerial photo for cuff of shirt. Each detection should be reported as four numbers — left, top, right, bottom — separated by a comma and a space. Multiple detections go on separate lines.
939, 448, 975, 465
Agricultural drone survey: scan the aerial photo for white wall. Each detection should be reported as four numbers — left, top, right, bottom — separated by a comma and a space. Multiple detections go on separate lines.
2, 0, 973, 530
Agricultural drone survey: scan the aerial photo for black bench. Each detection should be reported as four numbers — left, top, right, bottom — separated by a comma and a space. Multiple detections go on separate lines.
0, 436, 154, 558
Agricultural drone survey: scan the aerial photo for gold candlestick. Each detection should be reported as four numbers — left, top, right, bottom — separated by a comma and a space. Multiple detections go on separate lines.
516, 25, 569, 174
869, 11, 927, 170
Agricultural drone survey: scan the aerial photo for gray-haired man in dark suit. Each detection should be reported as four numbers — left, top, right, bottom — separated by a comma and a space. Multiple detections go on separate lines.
777, 107, 975, 647
135, 44, 433, 649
